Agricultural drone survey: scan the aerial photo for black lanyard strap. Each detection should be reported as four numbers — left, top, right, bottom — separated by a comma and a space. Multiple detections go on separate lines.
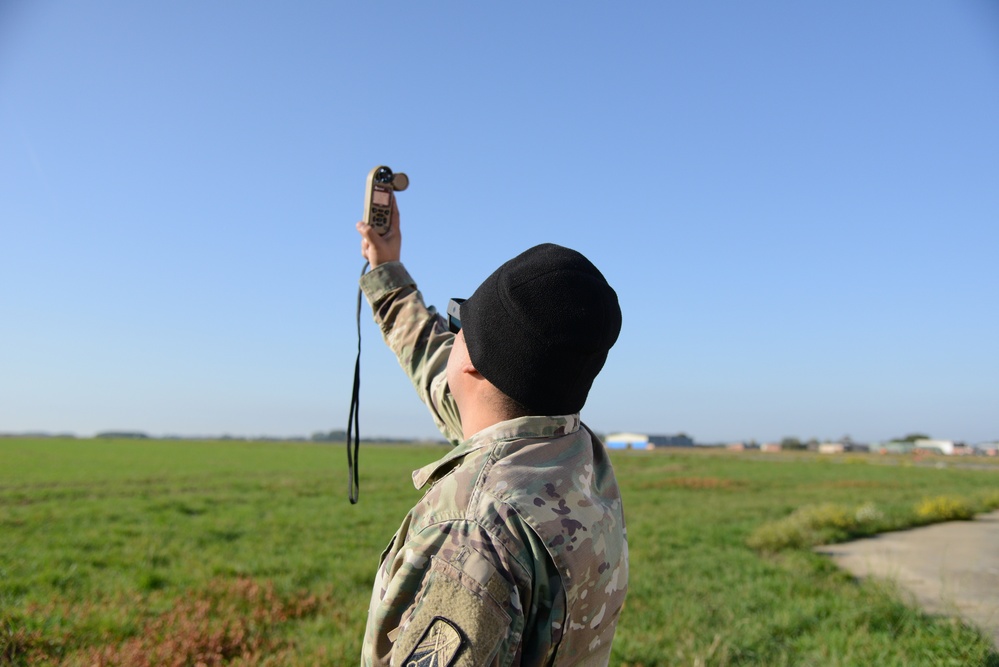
346, 261, 369, 504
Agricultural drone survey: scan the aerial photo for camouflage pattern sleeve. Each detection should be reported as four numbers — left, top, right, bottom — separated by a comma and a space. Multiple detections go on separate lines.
359, 262, 463, 444
362, 515, 535, 667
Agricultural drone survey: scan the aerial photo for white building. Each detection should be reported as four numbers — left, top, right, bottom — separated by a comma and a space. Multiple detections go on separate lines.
913, 439, 956, 455
605, 432, 650, 450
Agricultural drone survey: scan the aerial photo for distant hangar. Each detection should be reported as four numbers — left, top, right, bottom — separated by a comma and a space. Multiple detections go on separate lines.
605, 432, 694, 450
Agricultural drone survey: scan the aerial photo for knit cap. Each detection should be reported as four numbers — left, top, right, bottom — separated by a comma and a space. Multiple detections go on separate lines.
460, 243, 621, 415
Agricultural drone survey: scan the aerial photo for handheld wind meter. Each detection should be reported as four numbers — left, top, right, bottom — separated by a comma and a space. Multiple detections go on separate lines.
363, 166, 409, 235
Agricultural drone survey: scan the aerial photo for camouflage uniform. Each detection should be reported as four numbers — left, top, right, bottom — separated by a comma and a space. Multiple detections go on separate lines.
359, 262, 628, 667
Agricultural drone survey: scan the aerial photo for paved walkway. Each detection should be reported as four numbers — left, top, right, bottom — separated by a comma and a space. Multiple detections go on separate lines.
816, 510, 999, 648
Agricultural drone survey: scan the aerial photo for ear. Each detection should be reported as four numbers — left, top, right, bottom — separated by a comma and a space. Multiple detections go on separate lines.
460, 361, 484, 379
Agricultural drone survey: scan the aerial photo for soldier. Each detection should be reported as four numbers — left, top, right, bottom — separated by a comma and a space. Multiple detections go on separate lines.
355, 195, 627, 666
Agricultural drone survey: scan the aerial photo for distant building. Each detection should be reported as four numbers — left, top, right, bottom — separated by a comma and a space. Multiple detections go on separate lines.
876, 441, 915, 455
605, 432, 695, 450
913, 439, 956, 455
605, 432, 649, 450
816, 442, 869, 454
760, 443, 782, 453
648, 434, 695, 448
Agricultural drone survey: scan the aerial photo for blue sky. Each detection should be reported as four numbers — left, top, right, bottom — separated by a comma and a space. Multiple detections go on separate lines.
2, 2, 997, 445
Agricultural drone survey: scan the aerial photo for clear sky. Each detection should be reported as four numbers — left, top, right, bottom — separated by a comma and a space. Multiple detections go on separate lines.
2, 2, 997, 445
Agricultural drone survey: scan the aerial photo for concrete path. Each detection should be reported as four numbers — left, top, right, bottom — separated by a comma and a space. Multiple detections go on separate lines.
816, 510, 999, 648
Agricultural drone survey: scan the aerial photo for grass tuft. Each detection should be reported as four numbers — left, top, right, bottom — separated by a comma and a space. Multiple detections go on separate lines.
137, 572, 169, 593
1, 611, 49, 667
977, 489, 999, 512
747, 502, 865, 552
915, 495, 975, 522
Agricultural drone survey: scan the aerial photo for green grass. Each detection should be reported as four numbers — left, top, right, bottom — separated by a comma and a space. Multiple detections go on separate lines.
1, 438, 997, 665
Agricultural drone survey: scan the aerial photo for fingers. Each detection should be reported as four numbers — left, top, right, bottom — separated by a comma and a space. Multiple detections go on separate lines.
356, 191, 402, 268
357, 221, 376, 263
362, 237, 372, 255
356, 219, 373, 242
356, 219, 400, 268
357, 220, 388, 247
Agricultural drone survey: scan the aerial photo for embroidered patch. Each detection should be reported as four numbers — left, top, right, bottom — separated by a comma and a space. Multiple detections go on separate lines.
392, 557, 511, 666
403, 617, 465, 667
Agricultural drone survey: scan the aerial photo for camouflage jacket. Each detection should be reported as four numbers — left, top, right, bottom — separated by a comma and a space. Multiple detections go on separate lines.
359, 262, 628, 667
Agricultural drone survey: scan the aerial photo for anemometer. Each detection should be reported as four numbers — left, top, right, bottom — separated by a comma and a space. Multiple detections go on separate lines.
347, 165, 409, 504
363, 166, 409, 235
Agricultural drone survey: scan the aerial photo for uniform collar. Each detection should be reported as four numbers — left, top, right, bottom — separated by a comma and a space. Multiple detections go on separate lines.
411, 413, 581, 489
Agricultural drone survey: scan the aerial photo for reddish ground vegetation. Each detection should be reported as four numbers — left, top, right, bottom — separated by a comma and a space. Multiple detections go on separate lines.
6, 578, 327, 667
84, 578, 320, 667
1, 617, 48, 666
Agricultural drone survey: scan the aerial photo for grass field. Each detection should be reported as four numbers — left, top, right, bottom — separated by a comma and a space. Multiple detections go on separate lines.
2, 437, 998, 666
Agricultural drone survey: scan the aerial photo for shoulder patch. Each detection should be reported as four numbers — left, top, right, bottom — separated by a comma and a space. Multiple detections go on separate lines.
403, 617, 464, 667
391, 557, 512, 666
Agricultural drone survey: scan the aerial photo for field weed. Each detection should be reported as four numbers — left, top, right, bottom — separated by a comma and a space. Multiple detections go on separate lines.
914, 495, 975, 523
977, 489, 999, 512
746, 503, 868, 552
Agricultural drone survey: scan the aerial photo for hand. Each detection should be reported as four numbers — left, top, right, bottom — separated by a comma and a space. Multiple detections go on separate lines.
356, 192, 401, 268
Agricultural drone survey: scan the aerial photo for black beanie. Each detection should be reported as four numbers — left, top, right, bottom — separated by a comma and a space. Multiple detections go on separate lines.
460, 243, 621, 415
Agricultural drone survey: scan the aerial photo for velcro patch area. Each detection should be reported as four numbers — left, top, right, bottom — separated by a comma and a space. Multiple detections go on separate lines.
394, 557, 512, 667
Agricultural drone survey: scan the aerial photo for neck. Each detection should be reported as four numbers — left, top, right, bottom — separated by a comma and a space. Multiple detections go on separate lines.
459, 409, 506, 441
457, 389, 518, 441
